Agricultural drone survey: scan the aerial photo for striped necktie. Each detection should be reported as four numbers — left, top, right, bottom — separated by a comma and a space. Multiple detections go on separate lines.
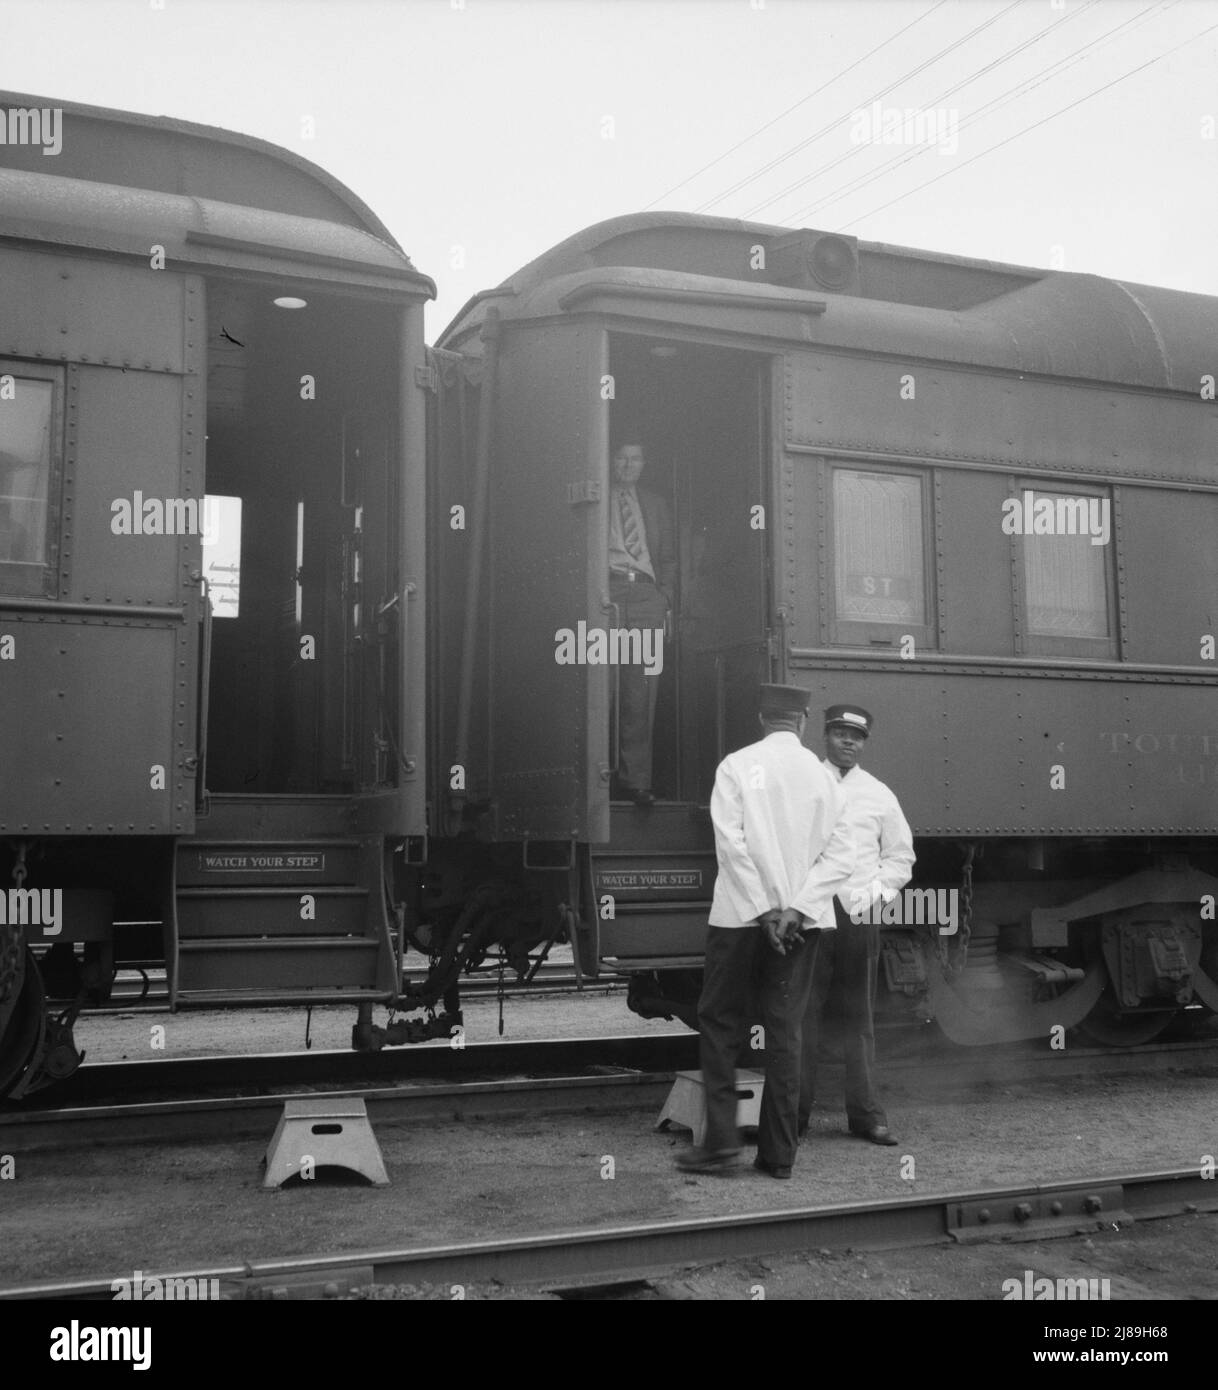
619, 488, 643, 563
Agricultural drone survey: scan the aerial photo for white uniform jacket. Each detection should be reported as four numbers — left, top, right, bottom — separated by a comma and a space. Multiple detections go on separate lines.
708, 730, 855, 929
822, 759, 915, 921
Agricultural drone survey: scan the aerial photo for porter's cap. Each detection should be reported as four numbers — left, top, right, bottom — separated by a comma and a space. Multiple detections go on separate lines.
824, 704, 872, 737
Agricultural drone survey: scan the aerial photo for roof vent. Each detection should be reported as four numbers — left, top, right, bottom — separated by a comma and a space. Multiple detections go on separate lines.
768, 230, 859, 294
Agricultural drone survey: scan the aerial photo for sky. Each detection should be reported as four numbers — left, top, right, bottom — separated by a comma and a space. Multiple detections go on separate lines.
0, 0, 1215, 334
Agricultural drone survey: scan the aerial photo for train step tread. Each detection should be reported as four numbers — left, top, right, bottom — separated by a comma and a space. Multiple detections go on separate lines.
173, 989, 392, 1006
176, 886, 368, 899
177, 937, 380, 952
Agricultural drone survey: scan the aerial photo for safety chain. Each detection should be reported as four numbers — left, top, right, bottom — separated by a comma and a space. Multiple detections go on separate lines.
0, 846, 28, 1007
938, 843, 975, 979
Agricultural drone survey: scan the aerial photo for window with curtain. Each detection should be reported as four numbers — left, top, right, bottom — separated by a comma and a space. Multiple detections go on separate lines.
832, 468, 927, 633
1022, 490, 1109, 640
0, 375, 53, 569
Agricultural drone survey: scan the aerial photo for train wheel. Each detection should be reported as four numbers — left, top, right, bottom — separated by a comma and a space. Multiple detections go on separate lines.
1074, 989, 1176, 1047
0, 952, 46, 1098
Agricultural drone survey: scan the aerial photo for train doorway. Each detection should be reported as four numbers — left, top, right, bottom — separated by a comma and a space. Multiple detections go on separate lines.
200, 279, 405, 799
607, 334, 772, 805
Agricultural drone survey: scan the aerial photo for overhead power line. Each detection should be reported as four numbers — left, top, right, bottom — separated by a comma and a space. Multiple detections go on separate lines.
644, 0, 950, 210
834, 11, 1218, 232
695, 0, 1026, 213
742, 0, 1107, 221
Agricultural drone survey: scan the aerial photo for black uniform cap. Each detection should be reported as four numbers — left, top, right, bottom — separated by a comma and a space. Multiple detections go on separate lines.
824, 703, 873, 736
759, 684, 810, 718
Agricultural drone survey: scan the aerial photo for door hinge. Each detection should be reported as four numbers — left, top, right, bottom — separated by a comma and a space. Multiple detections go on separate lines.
415, 363, 438, 392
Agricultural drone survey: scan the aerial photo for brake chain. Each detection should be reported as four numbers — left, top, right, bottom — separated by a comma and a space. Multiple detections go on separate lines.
938, 843, 975, 979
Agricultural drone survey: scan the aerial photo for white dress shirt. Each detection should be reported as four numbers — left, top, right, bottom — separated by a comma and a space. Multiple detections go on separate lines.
822, 758, 915, 918
708, 730, 855, 929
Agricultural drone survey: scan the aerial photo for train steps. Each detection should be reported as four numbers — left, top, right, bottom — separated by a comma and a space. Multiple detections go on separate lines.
593, 804, 714, 966
171, 830, 396, 1005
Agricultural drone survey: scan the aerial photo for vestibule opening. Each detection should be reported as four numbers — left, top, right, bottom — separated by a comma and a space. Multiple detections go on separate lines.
607, 333, 772, 805
201, 278, 402, 796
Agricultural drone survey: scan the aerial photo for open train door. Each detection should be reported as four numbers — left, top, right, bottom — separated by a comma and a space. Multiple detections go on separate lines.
480, 318, 610, 847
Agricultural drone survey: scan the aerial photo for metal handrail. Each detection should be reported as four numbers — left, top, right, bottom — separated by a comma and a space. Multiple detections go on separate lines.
195, 577, 213, 812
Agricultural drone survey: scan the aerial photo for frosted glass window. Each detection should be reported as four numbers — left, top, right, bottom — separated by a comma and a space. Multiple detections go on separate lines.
0, 377, 52, 565
834, 469, 924, 624
1023, 492, 1108, 638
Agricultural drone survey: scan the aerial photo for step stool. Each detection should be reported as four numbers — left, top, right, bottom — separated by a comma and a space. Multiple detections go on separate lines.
264, 1096, 390, 1187
656, 1069, 765, 1147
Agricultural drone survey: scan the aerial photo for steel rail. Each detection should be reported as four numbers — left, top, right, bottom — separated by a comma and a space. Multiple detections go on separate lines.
0, 1069, 680, 1153
2, 1167, 1213, 1300
0, 1032, 699, 1112
7, 1024, 1215, 1118
23, 1025, 1216, 1108
3, 1033, 1215, 1154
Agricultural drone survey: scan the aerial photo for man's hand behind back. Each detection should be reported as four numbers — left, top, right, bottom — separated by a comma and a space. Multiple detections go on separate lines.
761, 907, 804, 955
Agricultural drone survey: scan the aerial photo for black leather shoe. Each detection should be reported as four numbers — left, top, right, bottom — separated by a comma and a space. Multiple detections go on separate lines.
676, 1146, 740, 1174
850, 1124, 898, 1146
753, 1155, 792, 1179
629, 788, 656, 807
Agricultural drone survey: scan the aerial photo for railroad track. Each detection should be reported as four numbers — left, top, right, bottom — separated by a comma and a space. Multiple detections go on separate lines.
3, 1167, 1214, 1300
15, 1019, 1218, 1112
3, 1031, 1215, 1154
0, 1033, 700, 1150
8, 1031, 697, 1102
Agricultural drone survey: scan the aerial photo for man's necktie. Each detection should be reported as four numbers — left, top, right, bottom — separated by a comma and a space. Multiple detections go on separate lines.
619, 489, 643, 563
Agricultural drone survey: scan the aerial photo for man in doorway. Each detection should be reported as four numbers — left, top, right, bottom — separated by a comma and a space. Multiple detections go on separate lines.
677, 683, 855, 1179
608, 440, 674, 807
799, 704, 915, 1146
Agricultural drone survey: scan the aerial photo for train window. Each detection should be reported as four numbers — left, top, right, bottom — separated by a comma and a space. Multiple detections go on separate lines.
0, 372, 55, 579
829, 466, 934, 648
1012, 484, 1115, 658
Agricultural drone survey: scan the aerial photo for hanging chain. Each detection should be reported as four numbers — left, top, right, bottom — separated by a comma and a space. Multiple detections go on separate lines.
0, 846, 29, 1006
936, 843, 975, 979
951, 844, 975, 979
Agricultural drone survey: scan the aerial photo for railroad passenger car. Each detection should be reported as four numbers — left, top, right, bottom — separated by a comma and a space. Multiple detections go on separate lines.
429, 211, 1218, 1048
0, 93, 434, 1095
4, 95, 1217, 1099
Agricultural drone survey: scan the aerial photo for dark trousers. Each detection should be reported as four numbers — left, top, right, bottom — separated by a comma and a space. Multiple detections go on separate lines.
698, 924, 821, 1169
798, 899, 886, 1133
610, 576, 667, 792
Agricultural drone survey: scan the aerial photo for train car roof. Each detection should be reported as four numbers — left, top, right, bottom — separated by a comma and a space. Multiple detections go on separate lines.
0, 165, 434, 297
439, 211, 1211, 394
0, 91, 433, 296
